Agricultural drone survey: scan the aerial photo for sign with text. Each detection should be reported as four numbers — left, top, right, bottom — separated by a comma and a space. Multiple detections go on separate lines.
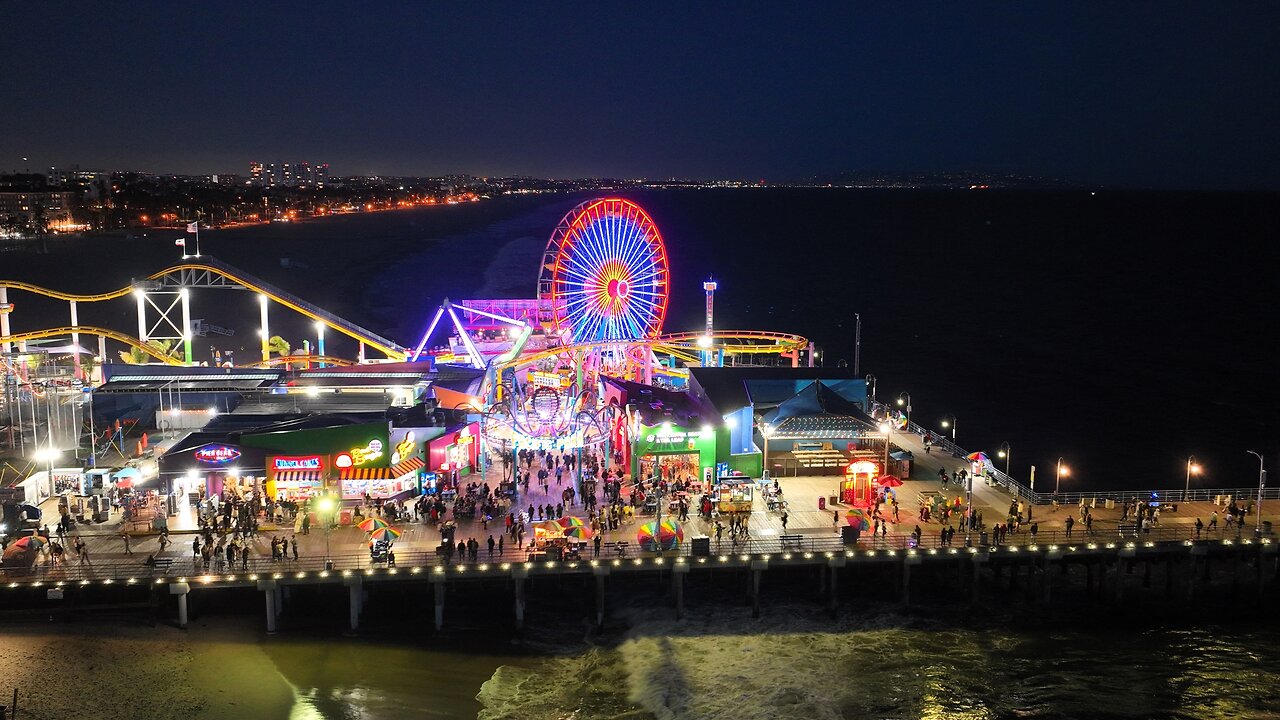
193, 445, 241, 464
272, 455, 323, 471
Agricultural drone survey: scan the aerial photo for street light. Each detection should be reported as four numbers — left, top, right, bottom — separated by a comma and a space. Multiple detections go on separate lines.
997, 441, 1011, 476
895, 392, 911, 427
1247, 451, 1266, 539
316, 496, 335, 568
940, 414, 956, 441
878, 421, 892, 474
760, 422, 773, 480
1183, 455, 1200, 503
34, 447, 60, 483
1055, 457, 1069, 495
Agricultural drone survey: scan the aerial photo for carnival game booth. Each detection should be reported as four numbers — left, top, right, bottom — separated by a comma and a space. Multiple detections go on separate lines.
427, 422, 480, 479
841, 460, 880, 507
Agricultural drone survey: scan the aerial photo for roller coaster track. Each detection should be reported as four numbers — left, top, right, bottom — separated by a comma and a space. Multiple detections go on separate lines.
0, 257, 410, 360
246, 355, 355, 368
0, 326, 184, 364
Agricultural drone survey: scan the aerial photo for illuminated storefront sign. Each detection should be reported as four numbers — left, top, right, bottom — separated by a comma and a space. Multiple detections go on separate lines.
529, 371, 568, 389
348, 439, 384, 467
334, 453, 353, 469
272, 455, 323, 471
194, 445, 241, 464
390, 432, 416, 465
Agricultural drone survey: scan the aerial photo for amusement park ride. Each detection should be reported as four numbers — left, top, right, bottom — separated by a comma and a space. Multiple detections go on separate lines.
1, 198, 811, 457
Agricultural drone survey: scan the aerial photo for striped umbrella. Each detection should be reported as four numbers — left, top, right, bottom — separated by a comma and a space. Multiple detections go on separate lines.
637, 519, 683, 551
556, 515, 587, 531
533, 520, 563, 539
358, 517, 389, 532
876, 475, 903, 487
13, 535, 48, 550
561, 524, 594, 539
966, 452, 992, 465
845, 508, 872, 532
368, 526, 401, 542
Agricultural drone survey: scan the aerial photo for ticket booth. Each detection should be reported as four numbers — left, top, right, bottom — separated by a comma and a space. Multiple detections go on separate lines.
840, 460, 879, 507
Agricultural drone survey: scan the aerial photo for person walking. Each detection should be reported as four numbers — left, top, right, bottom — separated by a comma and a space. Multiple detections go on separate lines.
780, 511, 788, 531
487, 535, 496, 557
122, 532, 133, 555
833, 509, 840, 533
291, 535, 299, 561
593, 533, 602, 558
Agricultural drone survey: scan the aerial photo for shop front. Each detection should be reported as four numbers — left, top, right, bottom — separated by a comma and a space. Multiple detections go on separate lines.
841, 460, 880, 507
158, 439, 267, 502
427, 423, 480, 477
630, 423, 726, 488
249, 422, 434, 502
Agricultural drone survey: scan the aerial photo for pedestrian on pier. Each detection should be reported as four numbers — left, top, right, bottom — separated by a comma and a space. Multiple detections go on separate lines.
487, 535, 495, 557
1209, 511, 1218, 530
122, 532, 133, 555
291, 535, 298, 560
498, 535, 504, 556
1065, 516, 1074, 538
1195, 517, 1204, 538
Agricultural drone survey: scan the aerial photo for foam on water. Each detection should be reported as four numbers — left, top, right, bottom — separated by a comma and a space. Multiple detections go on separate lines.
477, 602, 1280, 720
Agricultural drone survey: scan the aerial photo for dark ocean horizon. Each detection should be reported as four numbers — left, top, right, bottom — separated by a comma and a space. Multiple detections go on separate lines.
9, 188, 1278, 492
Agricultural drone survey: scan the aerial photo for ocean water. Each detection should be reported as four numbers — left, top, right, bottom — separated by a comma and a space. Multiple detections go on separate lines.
473, 602, 1280, 720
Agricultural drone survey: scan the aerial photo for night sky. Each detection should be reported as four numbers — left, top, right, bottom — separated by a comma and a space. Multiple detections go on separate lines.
4, 2, 1279, 188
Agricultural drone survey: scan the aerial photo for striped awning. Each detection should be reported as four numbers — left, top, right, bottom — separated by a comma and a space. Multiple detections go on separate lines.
341, 456, 425, 481
275, 470, 322, 483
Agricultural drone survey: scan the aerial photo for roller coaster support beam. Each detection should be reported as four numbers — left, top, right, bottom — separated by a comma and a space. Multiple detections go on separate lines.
0, 286, 9, 353
134, 290, 146, 344
258, 294, 270, 363
70, 300, 81, 375
316, 323, 326, 368
180, 289, 193, 365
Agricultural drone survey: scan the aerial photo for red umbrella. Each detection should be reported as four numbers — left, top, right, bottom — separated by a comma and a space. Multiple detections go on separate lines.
876, 475, 903, 487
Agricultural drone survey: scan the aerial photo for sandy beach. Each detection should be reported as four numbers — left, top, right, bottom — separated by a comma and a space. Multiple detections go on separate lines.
0, 618, 294, 720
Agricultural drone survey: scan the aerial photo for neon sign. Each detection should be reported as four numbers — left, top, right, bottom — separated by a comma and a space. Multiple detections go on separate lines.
391, 432, 416, 465
273, 455, 323, 471
334, 453, 353, 469
348, 439, 384, 466
194, 445, 241, 464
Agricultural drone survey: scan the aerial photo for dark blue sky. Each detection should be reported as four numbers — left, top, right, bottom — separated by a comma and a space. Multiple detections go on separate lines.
4, 2, 1278, 188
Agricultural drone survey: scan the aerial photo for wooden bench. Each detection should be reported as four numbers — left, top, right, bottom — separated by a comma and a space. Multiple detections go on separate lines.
613, 541, 630, 557
147, 558, 175, 576
779, 534, 804, 549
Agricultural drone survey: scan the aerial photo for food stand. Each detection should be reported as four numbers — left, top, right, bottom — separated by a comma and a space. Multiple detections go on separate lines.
716, 477, 753, 513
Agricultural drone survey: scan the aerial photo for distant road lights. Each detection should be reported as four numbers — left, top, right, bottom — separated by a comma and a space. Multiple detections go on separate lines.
1055, 457, 1069, 495
1183, 455, 1200, 502
998, 441, 1011, 475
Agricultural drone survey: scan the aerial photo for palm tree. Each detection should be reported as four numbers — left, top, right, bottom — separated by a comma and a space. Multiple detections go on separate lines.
267, 335, 291, 357
116, 339, 177, 364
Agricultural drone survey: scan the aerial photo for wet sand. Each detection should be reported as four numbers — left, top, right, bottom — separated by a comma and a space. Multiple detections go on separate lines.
0, 618, 294, 720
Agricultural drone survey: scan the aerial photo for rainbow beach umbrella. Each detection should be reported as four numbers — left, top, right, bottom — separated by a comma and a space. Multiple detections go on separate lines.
637, 519, 683, 551
845, 508, 872, 532
358, 517, 389, 532
368, 526, 401, 542
13, 535, 47, 550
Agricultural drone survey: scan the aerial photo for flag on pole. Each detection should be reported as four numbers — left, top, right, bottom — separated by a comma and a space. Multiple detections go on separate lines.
175, 237, 186, 247
186, 222, 199, 233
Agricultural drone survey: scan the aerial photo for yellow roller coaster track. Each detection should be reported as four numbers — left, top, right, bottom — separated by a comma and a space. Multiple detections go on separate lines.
246, 355, 355, 368
0, 261, 410, 360
0, 326, 184, 365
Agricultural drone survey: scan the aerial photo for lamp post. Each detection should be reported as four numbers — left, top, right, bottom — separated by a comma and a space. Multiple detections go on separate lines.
760, 422, 773, 480
865, 374, 876, 411
317, 496, 335, 569
940, 415, 956, 441
878, 421, 892, 475
1247, 451, 1266, 539
997, 441, 1011, 476
1054, 457, 1069, 496
1183, 455, 1200, 503
895, 392, 911, 428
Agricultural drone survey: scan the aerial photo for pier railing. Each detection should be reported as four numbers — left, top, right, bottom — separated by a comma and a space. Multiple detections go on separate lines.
885, 410, 1275, 508
4, 523, 1267, 586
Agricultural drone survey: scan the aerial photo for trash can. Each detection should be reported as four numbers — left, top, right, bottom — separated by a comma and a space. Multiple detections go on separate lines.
691, 536, 711, 557
818, 496, 826, 511
980, 531, 989, 546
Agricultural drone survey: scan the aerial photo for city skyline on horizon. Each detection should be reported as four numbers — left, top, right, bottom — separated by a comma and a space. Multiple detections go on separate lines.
2, 3, 1278, 190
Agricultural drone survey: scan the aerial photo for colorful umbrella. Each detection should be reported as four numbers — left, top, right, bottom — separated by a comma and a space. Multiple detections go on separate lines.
533, 520, 563, 539
637, 519, 683, 551
845, 508, 872, 532
358, 517, 389, 532
367, 526, 401, 542
561, 524, 595, 539
556, 516, 587, 530
966, 452, 991, 465
13, 535, 47, 550
876, 475, 903, 487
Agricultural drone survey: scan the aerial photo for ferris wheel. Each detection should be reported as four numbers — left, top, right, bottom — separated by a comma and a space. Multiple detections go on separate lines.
538, 198, 670, 342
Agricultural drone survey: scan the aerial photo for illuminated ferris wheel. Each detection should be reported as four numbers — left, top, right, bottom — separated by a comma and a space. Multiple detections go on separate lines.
538, 198, 670, 342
